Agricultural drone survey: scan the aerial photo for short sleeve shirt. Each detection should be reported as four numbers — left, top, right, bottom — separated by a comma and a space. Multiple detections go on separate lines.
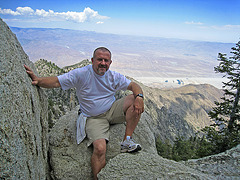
57, 65, 131, 117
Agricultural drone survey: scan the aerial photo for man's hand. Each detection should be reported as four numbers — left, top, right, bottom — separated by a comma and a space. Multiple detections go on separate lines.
24, 64, 61, 88
127, 82, 144, 116
133, 96, 144, 116
24, 65, 39, 86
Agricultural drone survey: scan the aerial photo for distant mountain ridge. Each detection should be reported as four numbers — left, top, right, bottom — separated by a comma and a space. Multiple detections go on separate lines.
35, 58, 91, 77
11, 26, 235, 79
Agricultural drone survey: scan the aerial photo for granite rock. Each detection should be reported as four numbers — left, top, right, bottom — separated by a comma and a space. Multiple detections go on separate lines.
0, 18, 49, 179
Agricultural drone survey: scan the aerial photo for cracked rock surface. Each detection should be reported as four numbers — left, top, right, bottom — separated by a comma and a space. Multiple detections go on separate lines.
0, 18, 49, 180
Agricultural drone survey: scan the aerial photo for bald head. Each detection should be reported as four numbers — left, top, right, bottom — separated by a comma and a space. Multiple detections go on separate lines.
93, 47, 112, 59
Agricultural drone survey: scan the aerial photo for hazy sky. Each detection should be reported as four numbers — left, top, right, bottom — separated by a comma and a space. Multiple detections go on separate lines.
0, 0, 239, 43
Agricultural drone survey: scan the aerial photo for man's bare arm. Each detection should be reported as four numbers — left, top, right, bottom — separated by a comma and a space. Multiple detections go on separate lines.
127, 82, 143, 97
24, 65, 61, 88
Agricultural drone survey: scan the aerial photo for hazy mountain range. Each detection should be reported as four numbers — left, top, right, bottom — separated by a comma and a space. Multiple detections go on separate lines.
11, 27, 235, 88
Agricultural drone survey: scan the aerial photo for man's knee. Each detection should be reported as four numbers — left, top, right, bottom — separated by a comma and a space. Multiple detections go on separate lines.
126, 94, 135, 103
93, 139, 106, 156
123, 94, 135, 111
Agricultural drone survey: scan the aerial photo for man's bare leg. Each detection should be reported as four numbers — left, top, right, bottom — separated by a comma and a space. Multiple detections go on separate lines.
123, 94, 141, 140
91, 139, 106, 180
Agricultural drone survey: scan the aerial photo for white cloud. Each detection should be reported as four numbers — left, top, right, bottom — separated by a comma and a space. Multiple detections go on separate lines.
0, 7, 34, 16
184, 21, 240, 31
202, 24, 240, 30
16, 7, 34, 15
222, 24, 240, 29
96, 21, 104, 24
35, 9, 55, 17
185, 21, 203, 25
0, 8, 20, 15
0, 7, 109, 23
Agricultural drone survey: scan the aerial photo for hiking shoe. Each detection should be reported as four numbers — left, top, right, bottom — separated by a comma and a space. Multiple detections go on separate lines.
121, 137, 142, 153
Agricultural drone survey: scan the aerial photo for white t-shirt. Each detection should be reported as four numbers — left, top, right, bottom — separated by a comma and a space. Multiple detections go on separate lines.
57, 65, 131, 117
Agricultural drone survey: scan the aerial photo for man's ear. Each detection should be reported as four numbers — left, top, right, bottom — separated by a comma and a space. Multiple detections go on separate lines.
91, 58, 94, 63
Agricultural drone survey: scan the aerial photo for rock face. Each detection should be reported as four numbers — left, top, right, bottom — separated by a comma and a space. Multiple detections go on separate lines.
98, 152, 214, 179
0, 18, 49, 179
98, 144, 240, 179
183, 144, 240, 179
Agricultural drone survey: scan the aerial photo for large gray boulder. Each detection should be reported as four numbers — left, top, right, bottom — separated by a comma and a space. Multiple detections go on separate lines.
98, 152, 214, 180
0, 18, 49, 179
98, 145, 240, 179
48, 106, 156, 179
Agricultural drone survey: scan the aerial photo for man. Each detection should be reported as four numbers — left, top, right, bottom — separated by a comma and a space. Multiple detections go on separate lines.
24, 47, 144, 179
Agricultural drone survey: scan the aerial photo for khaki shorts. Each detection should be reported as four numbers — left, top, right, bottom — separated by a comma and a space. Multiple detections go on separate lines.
86, 97, 126, 146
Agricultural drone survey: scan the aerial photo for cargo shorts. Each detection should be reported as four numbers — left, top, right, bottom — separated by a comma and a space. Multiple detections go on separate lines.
85, 97, 126, 146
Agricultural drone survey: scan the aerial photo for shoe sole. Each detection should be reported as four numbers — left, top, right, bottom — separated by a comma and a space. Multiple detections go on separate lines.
121, 145, 142, 153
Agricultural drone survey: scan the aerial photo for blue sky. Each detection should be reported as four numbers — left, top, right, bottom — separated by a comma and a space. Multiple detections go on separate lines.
0, 0, 239, 43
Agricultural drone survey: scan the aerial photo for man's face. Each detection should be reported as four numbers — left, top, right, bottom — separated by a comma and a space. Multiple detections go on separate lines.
91, 50, 112, 76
